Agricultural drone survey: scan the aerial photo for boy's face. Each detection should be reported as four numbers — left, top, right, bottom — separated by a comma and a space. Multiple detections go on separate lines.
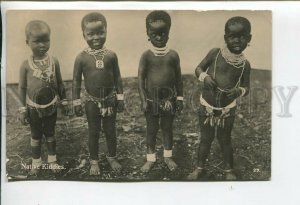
224, 22, 252, 54
83, 21, 107, 50
147, 20, 169, 48
26, 29, 50, 57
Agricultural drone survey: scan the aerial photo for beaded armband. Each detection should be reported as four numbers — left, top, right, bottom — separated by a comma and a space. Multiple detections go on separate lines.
198, 72, 209, 82
18, 106, 27, 114
239, 87, 246, 97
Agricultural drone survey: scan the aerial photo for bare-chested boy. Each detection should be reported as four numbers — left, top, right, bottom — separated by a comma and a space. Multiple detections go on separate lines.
18, 20, 68, 174
138, 11, 183, 172
188, 16, 252, 180
72, 12, 124, 175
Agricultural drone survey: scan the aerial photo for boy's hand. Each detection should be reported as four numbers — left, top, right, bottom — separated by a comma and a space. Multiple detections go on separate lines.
141, 100, 149, 112
74, 105, 83, 116
176, 100, 183, 113
61, 100, 69, 116
116, 100, 125, 113
61, 104, 70, 116
18, 108, 29, 125
204, 76, 217, 90
226, 88, 242, 100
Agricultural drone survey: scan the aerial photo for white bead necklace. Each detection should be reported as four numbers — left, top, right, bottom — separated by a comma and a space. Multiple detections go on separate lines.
28, 54, 55, 83
85, 47, 108, 69
220, 46, 246, 69
150, 45, 170, 57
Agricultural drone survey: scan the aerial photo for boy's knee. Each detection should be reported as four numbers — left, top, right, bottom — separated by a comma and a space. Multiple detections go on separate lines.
218, 135, 232, 146
89, 129, 100, 137
200, 134, 214, 145
104, 126, 116, 137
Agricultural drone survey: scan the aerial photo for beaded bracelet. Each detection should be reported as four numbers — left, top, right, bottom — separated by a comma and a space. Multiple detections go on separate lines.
61, 99, 68, 106
18, 106, 27, 114
198, 72, 209, 82
73, 99, 81, 106
239, 87, 246, 97
116, 94, 124, 101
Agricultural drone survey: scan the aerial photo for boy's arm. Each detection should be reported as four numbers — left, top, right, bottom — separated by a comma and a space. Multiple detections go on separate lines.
138, 52, 148, 111
195, 48, 218, 90
112, 53, 124, 112
112, 53, 123, 96
54, 58, 67, 100
239, 61, 251, 96
18, 62, 29, 125
174, 52, 183, 98
174, 52, 184, 112
18, 61, 27, 107
226, 61, 251, 99
72, 55, 83, 101
195, 48, 218, 78
72, 55, 84, 116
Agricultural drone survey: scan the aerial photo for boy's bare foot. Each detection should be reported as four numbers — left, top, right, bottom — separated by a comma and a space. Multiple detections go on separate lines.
164, 157, 178, 171
49, 162, 62, 173
141, 161, 155, 173
29, 166, 40, 175
29, 158, 42, 176
187, 168, 204, 180
107, 157, 122, 173
90, 160, 100, 176
224, 169, 237, 180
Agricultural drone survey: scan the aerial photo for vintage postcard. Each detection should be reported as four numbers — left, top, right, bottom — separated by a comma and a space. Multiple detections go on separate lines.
3, 9, 271, 182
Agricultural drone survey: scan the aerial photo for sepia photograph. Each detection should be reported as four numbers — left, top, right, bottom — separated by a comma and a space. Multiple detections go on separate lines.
4, 9, 271, 182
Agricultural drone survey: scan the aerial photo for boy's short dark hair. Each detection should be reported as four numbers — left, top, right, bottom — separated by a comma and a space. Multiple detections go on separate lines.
146, 10, 171, 30
81, 12, 107, 31
25, 20, 51, 40
225, 16, 251, 34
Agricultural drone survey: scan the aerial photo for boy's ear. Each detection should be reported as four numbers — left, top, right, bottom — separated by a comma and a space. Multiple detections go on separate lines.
248, 34, 252, 43
224, 34, 228, 43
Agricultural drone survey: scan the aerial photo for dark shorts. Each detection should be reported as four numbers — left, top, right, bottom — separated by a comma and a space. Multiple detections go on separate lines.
27, 107, 57, 139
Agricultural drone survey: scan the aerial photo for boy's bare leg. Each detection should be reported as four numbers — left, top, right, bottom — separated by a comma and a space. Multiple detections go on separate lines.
103, 114, 122, 172
30, 138, 42, 175
28, 110, 43, 175
46, 136, 61, 173
141, 113, 159, 172
187, 116, 215, 180
216, 115, 236, 180
85, 101, 101, 175
161, 114, 177, 171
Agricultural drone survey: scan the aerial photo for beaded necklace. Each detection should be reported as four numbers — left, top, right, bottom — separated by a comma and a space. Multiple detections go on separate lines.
28, 54, 55, 83
150, 45, 170, 57
220, 46, 246, 69
85, 47, 108, 69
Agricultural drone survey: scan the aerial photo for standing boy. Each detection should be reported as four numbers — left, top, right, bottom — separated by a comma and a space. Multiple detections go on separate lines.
188, 16, 252, 180
138, 11, 183, 172
18, 20, 68, 174
72, 12, 124, 175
